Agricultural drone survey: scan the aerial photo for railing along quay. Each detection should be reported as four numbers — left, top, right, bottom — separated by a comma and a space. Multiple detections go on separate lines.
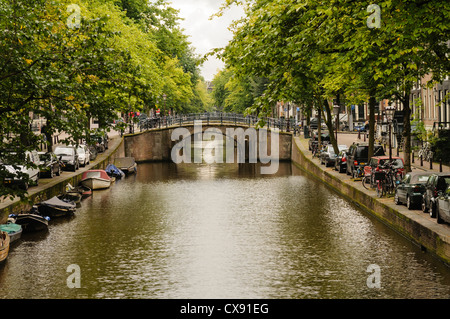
132, 112, 296, 134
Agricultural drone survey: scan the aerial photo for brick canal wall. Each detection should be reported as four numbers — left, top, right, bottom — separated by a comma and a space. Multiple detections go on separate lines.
291, 136, 450, 265
0, 137, 125, 224
124, 124, 292, 163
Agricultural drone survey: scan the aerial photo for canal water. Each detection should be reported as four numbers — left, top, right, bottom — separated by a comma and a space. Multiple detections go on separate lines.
0, 162, 449, 299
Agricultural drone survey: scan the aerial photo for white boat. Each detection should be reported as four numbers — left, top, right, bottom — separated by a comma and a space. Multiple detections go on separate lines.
80, 170, 113, 190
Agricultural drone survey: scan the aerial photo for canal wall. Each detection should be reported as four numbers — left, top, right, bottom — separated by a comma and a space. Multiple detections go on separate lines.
0, 137, 125, 224
291, 136, 450, 265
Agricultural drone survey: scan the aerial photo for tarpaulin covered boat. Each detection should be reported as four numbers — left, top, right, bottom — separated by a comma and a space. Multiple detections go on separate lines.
36, 196, 76, 218
105, 164, 125, 179
0, 222, 22, 244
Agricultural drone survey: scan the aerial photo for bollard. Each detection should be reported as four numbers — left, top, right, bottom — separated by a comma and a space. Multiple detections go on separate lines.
420, 155, 423, 167
412, 152, 415, 164
440, 158, 443, 172
430, 156, 433, 170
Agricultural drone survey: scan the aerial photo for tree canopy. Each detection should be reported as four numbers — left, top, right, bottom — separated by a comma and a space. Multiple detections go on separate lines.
214, 0, 450, 169
0, 0, 210, 200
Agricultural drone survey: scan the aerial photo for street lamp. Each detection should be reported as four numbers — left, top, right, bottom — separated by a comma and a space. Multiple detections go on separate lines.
385, 105, 396, 160
333, 104, 340, 144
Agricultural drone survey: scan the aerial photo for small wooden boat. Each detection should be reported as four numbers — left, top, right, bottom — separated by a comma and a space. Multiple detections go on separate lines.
36, 196, 76, 218
80, 170, 112, 190
65, 183, 92, 200
0, 231, 10, 263
114, 157, 137, 174
59, 193, 82, 208
12, 207, 50, 233
0, 221, 22, 244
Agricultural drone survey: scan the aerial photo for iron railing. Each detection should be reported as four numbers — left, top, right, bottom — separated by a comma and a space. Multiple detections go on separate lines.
132, 112, 297, 134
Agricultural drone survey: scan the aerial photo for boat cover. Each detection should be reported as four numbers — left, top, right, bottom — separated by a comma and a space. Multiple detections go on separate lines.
105, 164, 125, 178
39, 196, 76, 209
0, 223, 21, 233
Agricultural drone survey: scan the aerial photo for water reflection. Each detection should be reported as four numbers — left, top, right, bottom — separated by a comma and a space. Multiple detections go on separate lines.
0, 162, 449, 299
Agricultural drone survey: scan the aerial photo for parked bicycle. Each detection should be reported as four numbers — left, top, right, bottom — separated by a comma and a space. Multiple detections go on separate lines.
373, 160, 403, 198
418, 142, 433, 162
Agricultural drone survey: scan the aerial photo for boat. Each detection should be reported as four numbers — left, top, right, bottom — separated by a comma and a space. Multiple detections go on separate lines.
0, 231, 10, 263
11, 207, 50, 233
113, 157, 137, 174
0, 221, 22, 244
80, 170, 113, 190
65, 183, 92, 200
105, 164, 125, 179
36, 196, 76, 218
59, 193, 82, 208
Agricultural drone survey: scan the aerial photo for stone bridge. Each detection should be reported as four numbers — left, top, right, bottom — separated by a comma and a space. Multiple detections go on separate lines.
123, 123, 292, 163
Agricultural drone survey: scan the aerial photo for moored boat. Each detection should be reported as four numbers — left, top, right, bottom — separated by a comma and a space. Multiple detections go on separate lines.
80, 170, 113, 190
11, 207, 50, 233
0, 231, 10, 263
36, 196, 76, 218
113, 157, 137, 174
0, 221, 22, 244
65, 183, 92, 200
105, 164, 125, 179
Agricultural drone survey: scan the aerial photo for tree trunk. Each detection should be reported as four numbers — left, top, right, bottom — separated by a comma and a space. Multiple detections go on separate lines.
402, 88, 412, 173
368, 94, 377, 159
322, 99, 339, 154
317, 105, 322, 147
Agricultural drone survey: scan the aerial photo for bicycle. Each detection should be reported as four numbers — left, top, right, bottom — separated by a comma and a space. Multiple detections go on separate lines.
418, 142, 433, 162
374, 161, 403, 197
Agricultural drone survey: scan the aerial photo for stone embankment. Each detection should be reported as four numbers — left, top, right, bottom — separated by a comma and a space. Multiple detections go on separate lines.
291, 134, 450, 265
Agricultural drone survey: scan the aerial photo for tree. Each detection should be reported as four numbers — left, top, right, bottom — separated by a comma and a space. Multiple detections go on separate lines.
217, 0, 450, 171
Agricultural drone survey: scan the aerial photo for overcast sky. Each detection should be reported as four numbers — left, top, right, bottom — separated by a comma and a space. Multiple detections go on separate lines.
168, 0, 244, 82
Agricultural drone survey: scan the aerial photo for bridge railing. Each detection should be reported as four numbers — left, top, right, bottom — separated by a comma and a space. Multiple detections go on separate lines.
136, 112, 296, 133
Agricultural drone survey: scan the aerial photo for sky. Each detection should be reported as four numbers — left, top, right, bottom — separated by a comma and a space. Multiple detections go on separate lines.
168, 0, 245, 82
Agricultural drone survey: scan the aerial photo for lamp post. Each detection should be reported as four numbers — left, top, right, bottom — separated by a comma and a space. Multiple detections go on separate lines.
333, 104, 340, 145
385, 105, 396, 160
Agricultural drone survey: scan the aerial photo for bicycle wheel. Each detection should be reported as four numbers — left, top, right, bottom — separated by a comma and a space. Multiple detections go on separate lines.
376, 182, 384, 198
362, 176, 371, 190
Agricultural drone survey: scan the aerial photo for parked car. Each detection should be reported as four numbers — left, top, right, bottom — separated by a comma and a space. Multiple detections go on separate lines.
75, 145, 90, 167
422, 173, 450, 217
436, 186, 450, 224
38, 152, 62, 178
346, 142, 385, 178
364, 156, 405, 187
54, 146, 79, 172
334, 150, 348, 173
308, 131, 331, 151
394, 172, 434, 210
320, 144, 348, 167
1, 150, 40, 190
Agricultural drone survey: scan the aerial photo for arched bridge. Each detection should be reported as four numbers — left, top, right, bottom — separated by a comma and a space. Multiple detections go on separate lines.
123, 113, 293, 163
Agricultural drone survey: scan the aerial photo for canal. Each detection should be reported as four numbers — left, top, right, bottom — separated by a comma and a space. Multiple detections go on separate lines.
0, 161, 449, 299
